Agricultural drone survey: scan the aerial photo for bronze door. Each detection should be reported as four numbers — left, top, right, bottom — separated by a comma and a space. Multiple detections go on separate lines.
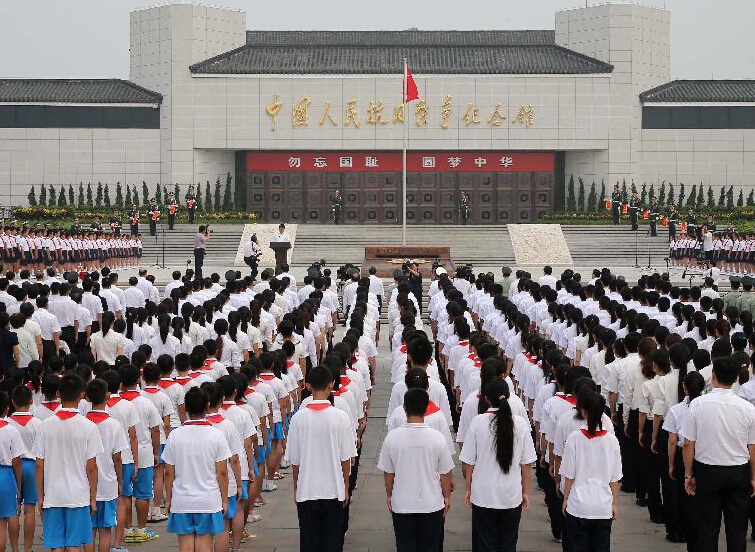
341, 173, 363, 224
496, 173, 516, 224
439, 173, 456, 224
248, 173, 266, 221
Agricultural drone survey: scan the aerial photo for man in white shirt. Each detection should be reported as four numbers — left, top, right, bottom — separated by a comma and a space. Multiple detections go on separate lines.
286, 366, 356, 552
367, 266, 385, 310
163, 271, 183, 300
272, 224, 291, 243
33, 296, 61, 363
123, 277, 147, 309
681, 357, 755, 552
539, 266, 558, 289
278, 264, 297, 292
378, 388, 453, 552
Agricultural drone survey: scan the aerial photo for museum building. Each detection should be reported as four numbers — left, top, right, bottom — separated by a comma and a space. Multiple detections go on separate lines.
0, 2, 753, 224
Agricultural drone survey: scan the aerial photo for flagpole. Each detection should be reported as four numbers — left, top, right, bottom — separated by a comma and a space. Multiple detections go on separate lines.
402, 57, 408, 246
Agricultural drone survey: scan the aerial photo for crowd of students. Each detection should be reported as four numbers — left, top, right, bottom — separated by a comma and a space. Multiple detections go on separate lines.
0, 264, 382, 552
0, 226, 142, 273
1, 258, 755, 552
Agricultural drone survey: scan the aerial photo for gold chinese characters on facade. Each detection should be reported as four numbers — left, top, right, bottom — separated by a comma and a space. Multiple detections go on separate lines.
264, 95, 536, 130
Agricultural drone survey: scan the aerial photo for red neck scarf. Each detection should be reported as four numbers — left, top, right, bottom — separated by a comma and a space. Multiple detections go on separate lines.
220, 402, 234, 411
120, 390, 140, 401
142, 387, 160, 395
106, 396, 122, 407
306, 402, 331, 411
260, 374, 275, 381
86, 411, 110, 424
158, 379, 177, 389
581, 429, 608, 439
175, 376, 193, 386
10, 412, 34, 426
0, 420, 7, 428
41, 401, 60, 411
559, 394, 577, 405
55, 409, 78, 420
206, 414, 224, 424
184, 419, 211, 426
425, 401, 440, 416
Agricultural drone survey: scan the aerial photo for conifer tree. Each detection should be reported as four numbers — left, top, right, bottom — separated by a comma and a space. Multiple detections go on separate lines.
58, 185, 66, 206
726, 185, 734, 209
737, 189, 744, 207
577, 177, 585, 211
68, 184, 74, 206
658, 181, 666, 206
205, 181, 211, 213
27, 185, 37, 206
142, 182, 149, 206
78, 182, 84, 207
696, 183, 704, 209
39, 185, 47, 206
115, 182, 123, 208
103, 183, 111, 207
214, 177, 222, 212
95, 182, 103, 208
49, 185, 57, 206
223, 172, 233, 211
748, 190, 755, 207
587, 181, 597, 212
718, 186, 726, 207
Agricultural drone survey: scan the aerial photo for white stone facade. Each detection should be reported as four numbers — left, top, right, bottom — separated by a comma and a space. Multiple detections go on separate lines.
0, 2, 753, 207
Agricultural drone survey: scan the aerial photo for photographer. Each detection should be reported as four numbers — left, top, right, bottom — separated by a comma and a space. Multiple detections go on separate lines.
405, 262, 423, 314
243, 233, 262, 281
194, 224, 210, 280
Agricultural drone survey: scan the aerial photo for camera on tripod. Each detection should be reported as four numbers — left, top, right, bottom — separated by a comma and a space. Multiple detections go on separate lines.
307, 259, 327, 279
337, 263, 358, 282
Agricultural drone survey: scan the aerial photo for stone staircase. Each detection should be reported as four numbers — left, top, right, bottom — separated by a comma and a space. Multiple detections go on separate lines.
561, 225, 670, 268
291, 225, 516, 269
139, 224, 244, 268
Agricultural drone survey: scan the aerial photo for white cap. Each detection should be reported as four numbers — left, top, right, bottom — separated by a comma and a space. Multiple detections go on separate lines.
435, 266, 447, 276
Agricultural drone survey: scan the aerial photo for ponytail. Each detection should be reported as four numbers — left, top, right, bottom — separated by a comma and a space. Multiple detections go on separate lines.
684, 370, 705, 402
101, 311, 114, 337
214, 319, 228, 361
158, 313, 170, 344
228, 312, 240, 342
584, 391, 605, 435
171, 317, 184, 341
126, 308, 136, 340
485, 379, 514, 474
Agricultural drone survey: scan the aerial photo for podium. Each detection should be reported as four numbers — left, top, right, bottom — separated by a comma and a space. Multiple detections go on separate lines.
270, 241, 291, 274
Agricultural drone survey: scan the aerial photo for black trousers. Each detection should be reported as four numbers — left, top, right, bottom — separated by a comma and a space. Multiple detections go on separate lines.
471, 504, 521, 552
631, 213, 638, 230
563, 514, 612, 552
641, 420, 663, 522
650, 220, 657, 236
622, 409, 640, 496
194, 248, 205, 280
149, 220, 156, 236
168, 214, 175, 230
296, 499, 344, 552
41, 339, 57, 367
541, 462, 563, 539
391, 510, 444, 552
612, 207, 620, 225
244, 257, 258, 281
657, 429, 677, 533
674, 453, 698, 551
694, 461, 750, 552
188, 208, 195, 224
60, 326, 76, 352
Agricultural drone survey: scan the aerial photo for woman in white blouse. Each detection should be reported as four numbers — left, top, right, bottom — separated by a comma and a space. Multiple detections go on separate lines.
148, 314, 180, 359
460, 378, 536, 552
241, 305, 263, 358
214, 318, 241, 369
90, 311, 124, 365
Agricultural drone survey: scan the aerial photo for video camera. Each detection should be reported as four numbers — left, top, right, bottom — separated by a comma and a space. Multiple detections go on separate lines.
455, 263, 474, 281
337, 263, 359, 282
307, 259, 327, 279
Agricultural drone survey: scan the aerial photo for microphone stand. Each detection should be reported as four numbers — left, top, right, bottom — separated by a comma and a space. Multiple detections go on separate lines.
645, 226, 654, 271
632, 219, 641, 268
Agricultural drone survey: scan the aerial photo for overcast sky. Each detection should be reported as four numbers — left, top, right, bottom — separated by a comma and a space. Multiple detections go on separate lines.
0, 0, 752, 80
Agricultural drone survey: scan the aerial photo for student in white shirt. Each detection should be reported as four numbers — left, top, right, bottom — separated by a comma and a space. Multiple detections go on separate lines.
663, 370, 705, 550
286, 366, 356, 552
33, 373, 104, 551
90, 312, 124, 366
459, 379, 536, 552
0, 389, 26, 552
681, 357, 755, 552
559, 390, 622, 552
162, 387, 231, 548
378, 388, 454, 552
84, 378, 130, 552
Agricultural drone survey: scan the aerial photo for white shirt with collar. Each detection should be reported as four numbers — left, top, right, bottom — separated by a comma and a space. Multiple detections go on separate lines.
273, 231, 291, 243
123, 286, 147, 309
680, 387, 755, 466
286, 400, 356, 502
48, 295, 79, 327
32, 308, 61, 340
377, 422, 454, 514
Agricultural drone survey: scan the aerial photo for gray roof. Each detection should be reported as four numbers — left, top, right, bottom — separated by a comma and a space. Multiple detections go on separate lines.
640, 80, 755, 103
191, 30, 612, 75
0, 79, 162, 104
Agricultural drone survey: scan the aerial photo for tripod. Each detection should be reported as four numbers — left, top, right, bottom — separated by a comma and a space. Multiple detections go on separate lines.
644, 227, 655, 271
632, 225, 641, 268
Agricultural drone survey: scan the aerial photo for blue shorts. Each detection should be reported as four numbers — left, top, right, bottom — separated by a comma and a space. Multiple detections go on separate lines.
0, 465, 18, 518
91, 499, 117, 528
122, 464, 154, 500
255, 443, 267, 464
43, 506, 93, 548
225, 496, 237, 520
271, 422, 285, 441
253, 461, 260, 479
167, 512, 224, 535
240, 480, 249, 501
21, 458, 37, 505
158, 443, 166, 466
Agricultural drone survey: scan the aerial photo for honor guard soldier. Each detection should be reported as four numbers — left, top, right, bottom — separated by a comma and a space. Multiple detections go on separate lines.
109, 210, 122, 236
629, 190, 639, 231
330, 189, 343, 225
166, 192, 178, 230
71, 217, 82, 233
686, 209, 698, 238
611, 184, 622, 225
705, 215, 716, 232
648, 196, 660, 237
458, 190, 471, 225
667, 202, 677, 239
128, 203, 140, 236
148, 198, 160, 237
185, 185, 197, 224
90, 217, 102, 234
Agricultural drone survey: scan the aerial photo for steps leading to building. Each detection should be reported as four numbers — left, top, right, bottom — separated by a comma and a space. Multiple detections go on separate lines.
561, 225, 670, 268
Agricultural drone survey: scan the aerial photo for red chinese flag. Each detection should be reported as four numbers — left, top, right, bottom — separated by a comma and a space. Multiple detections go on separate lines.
622, 204, 628, 214
643, 209, 649, 220
404, 62, 419, 103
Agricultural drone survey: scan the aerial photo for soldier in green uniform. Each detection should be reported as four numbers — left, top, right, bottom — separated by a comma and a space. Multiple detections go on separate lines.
736, 276, 755, 313
723, 276, 742, 309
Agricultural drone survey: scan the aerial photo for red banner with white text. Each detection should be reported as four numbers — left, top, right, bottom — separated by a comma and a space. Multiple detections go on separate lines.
246, 151, 554, 173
